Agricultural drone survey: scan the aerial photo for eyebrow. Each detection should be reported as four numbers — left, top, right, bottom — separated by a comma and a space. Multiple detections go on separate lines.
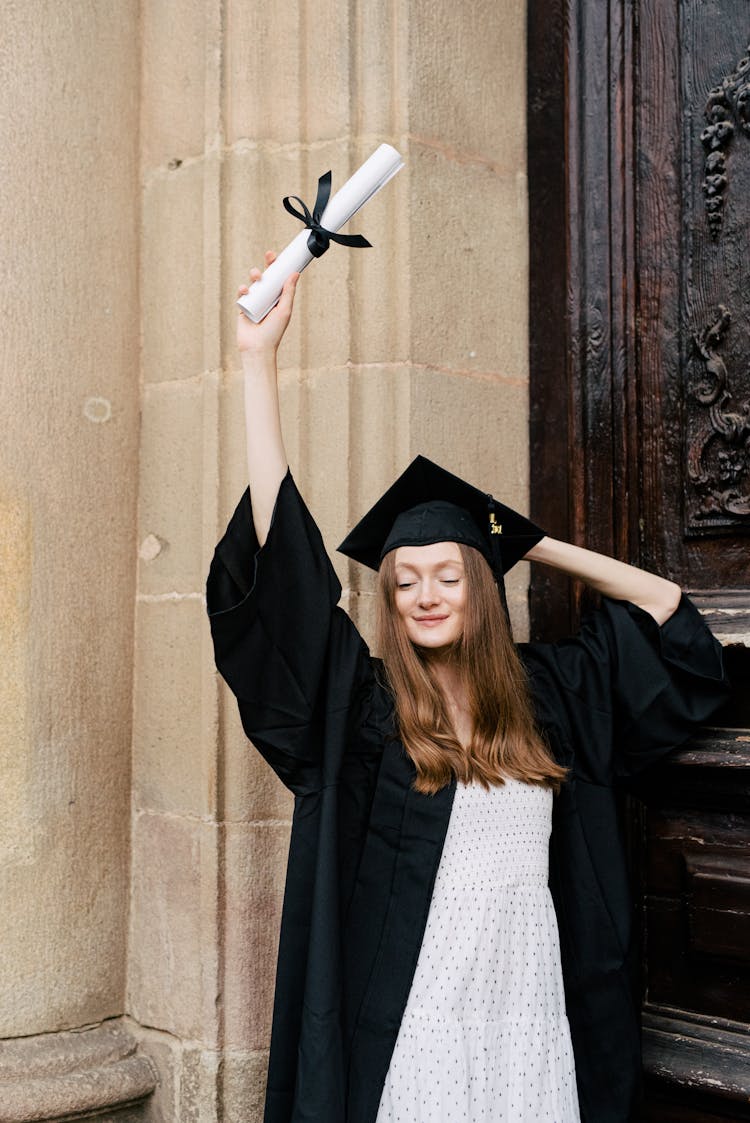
394, 559, 465, 574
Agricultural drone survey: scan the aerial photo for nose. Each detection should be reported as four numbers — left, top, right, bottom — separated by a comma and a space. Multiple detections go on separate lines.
417, 579, 441, 608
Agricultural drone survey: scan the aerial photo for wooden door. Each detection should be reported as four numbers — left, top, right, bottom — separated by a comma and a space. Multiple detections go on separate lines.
527, 1, 750, 1117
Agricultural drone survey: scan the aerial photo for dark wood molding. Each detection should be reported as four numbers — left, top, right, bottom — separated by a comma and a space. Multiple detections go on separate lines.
643, 1007, 750, 1120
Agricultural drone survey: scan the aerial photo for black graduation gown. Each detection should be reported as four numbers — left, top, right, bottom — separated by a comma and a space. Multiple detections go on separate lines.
206, 471, 729, 1123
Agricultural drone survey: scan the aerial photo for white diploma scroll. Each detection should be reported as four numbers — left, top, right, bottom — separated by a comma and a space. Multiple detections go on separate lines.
237, 143, 404, 323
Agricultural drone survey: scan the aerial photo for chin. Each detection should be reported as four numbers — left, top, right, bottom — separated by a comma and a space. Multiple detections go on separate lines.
411, 632, 460, 653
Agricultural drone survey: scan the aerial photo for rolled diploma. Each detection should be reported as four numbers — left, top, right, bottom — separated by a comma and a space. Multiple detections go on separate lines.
237, 143, 404, 323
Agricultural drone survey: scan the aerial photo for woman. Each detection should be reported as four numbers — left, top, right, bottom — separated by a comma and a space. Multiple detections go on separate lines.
207, 254, 729, 1123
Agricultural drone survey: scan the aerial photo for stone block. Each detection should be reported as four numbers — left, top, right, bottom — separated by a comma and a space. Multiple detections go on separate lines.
141, 0, 210, 171
346, 155, 411, 367
223, 824, 290, 1050
506, 561, 531, 642
0, 1021, 156, 1123
137, 381, 209, 597
354, 1, 406, 139
128, 814, 218, 1041
0, 711, 129, 1035
296, 366, 351, 558
178, 1046, 221, 1122
409, 366, 529, 510
408, 0, 527, 170
142, 162, 206, 383
126, 1022, 178, 1123
224, 0, 352, 145
132, 598, 210, 818
408, 142, 529, 377
221, 1050, 268, 1123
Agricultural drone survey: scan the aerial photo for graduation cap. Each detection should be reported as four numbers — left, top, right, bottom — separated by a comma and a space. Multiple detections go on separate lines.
337, 456, 545, 619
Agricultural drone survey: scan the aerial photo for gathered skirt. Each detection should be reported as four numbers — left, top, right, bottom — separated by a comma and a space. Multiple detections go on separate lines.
375, 777, 581, 1123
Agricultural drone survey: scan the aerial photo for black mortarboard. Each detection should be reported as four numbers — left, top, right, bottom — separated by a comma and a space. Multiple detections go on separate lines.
337, 456, 545, 584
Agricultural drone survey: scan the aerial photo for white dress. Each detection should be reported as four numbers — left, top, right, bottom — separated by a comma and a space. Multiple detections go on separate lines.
375, 777, 581, 1123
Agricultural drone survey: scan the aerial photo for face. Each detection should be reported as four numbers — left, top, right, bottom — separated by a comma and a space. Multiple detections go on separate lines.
392, 542, 467, 651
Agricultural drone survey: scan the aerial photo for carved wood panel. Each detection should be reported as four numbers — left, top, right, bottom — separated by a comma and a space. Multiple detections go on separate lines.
684, 20, 750, 534
527, 0, 750, 1118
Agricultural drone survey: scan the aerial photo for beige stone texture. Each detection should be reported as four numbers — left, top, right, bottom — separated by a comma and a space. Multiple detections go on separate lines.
125, 1023, 179, 1123
142, 163, 208, 384
224, 0, 354, 146
178, 1047, 222, 1121
128, 812, 220, 1042
137, 381, 205, 595
407, 142, 529, 376
132, 599, 213, 817
0, 0, 139, 1039
223, 824, 290, 1050
408, 0, 527, 170
141, 0, 215, 172
220, 1051, 269, 1123
0, 1021, 156, 1123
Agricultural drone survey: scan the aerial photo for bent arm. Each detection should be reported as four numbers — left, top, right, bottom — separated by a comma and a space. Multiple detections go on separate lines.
526, 536, 682, 626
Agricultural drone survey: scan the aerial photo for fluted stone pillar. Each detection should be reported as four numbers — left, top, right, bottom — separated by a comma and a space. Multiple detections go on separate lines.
129, 0, 529, 1118
0, 2, 155, 1119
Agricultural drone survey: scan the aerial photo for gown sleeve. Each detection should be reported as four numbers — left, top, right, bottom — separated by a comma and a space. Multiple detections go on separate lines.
521, 592, 730, 783
206, 470, 375, 793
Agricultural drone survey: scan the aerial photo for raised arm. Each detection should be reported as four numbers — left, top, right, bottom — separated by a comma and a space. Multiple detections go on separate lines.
525, 536, 682, 626
236, 251, 299, 546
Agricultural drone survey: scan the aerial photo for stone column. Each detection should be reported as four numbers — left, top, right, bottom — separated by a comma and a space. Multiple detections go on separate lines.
0, 2, 155, 1119
129, 0, 529, 1118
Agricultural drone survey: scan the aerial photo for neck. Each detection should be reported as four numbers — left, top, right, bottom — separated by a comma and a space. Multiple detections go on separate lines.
422, 649, 471, 737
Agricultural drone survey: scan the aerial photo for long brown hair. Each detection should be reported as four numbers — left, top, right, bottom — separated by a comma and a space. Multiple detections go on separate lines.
376, 543, 567, 795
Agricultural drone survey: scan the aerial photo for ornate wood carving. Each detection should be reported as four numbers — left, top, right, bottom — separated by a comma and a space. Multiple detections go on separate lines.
701, 45, 750, 239
529, 3, 750, 1117
687, 306, 750, 530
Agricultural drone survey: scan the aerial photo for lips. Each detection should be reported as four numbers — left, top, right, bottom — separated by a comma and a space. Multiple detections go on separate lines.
414, 615, 449, 625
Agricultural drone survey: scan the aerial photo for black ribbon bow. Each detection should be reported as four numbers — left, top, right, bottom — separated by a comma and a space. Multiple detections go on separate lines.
283, 170, 372, 258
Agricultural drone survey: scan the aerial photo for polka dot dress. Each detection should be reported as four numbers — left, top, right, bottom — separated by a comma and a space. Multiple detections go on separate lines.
375, 777, 581, 1122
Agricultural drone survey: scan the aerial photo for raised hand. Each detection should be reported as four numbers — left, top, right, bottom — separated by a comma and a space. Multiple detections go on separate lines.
237, 250, 299, 356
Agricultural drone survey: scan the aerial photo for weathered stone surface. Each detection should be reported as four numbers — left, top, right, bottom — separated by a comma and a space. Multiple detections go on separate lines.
409, 367, 528, 503
132, 599, 211, 817
0, 0, 139, 1039
0, 1021, 156, 1123
125, 1022, 178, 1123
128, 814, 219, 1041
141, 0, 212, 171
408, 142, 529, 377
137, 381, 207, 596
409, 0, 527, 169
221, 1050, 269, 1123
178, 1046, 221, 1122
223, 824, 290, 1050
142, 161, 207, 383
224, 0, 352, 145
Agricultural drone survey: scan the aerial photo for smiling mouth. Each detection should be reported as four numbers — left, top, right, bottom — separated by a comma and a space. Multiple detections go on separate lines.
414, 615, 449, 624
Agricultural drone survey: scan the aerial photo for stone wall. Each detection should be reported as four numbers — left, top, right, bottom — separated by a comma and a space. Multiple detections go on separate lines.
1, 1, 530, 1119
0, 2, 155, 1118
